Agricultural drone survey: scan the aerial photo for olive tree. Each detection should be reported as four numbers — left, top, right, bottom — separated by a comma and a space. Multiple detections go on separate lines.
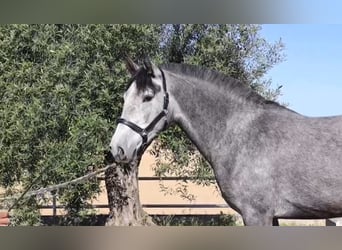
0, 24, 161, 225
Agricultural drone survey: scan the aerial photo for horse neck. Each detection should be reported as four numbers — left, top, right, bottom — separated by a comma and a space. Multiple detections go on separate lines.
166, 71, 264, 166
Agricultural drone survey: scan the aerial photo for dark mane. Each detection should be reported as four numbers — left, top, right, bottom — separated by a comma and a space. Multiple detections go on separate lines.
161, 63, 283, 108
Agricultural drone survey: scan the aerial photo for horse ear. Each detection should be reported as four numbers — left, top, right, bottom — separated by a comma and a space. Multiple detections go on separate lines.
125, 57, 139, 76
143, 57, 154, 76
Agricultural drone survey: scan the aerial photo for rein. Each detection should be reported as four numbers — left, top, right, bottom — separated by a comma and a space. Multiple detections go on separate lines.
117, 67, 169, 156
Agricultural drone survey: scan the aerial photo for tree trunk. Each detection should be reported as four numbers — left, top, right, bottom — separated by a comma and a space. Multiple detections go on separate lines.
104, 161, 155, 226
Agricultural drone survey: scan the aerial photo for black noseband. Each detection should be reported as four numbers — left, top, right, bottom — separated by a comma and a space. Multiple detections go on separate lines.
117, 67, 169, 156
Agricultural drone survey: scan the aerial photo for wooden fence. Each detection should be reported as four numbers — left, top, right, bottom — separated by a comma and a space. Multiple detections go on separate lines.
37, 175, 341, 226
38, 176, 230, 217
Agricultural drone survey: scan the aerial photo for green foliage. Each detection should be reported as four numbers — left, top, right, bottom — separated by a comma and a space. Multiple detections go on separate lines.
153, 213, 237, 226
161, 24, 284, 98
8, 198, 41, 226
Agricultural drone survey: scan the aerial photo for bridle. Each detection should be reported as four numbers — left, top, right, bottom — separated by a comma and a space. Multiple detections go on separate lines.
117, 67, 169, 156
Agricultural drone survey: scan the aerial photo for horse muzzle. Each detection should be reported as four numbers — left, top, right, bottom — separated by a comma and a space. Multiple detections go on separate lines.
109, 144, 139, 164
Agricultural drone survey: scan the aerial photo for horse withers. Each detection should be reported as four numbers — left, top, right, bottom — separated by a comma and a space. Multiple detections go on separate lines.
110, 57, 342, 226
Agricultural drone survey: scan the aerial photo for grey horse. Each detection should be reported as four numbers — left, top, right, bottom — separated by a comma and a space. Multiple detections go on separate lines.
110, 58, 342, 226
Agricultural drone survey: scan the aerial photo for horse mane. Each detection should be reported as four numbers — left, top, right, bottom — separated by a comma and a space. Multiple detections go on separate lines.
161, 63, 283, 108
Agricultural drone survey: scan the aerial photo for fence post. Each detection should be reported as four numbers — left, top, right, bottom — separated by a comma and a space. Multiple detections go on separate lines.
52, 191, 57, 225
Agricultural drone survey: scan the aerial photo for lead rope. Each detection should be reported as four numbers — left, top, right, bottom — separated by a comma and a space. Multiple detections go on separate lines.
7, 164, 53, 212
3, 164, 116, 212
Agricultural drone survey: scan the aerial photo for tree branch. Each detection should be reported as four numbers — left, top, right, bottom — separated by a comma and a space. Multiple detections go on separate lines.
0, 164, 115, 203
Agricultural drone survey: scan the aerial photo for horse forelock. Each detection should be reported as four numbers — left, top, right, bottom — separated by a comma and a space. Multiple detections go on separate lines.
126, 67, 157, 93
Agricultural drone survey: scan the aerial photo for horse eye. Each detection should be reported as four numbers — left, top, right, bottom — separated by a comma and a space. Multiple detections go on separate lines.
143, 95, 153, 102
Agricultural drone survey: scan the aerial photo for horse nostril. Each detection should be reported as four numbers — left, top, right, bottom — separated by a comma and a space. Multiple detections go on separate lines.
118, 146, 125, 157
104, 149, 115, 164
